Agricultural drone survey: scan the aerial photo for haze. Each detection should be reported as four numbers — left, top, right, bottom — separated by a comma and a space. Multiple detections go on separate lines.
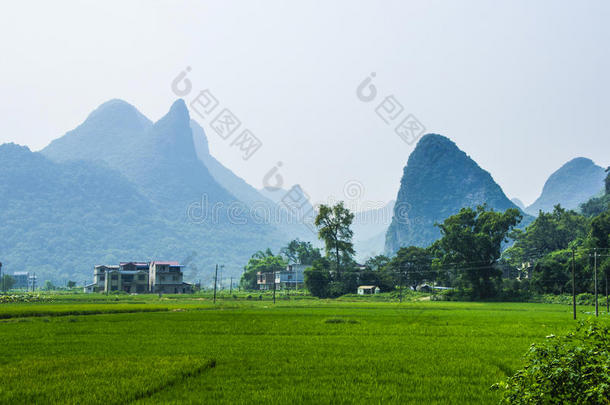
0, 0, 608, 207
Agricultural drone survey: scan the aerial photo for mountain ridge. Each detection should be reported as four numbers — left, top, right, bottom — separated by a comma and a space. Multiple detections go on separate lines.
385, 134, 529, 254
0, 99, 291, 282
526, 157, 605, 215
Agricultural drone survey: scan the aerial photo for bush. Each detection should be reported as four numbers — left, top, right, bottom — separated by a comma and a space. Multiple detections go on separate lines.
0, 294, 50, 303
492, 319, 610, 404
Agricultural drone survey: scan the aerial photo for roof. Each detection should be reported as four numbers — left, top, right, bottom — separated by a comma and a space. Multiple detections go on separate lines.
12, 272, 29, 276
358, 285, 378, 289
151, 261, 181, 266
119, 261, 150, 266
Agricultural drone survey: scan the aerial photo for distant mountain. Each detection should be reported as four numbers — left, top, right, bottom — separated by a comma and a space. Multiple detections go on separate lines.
191, 119, 316, 241
511, 198, 526, 211
353, 200, 395, 261
0, 99, 291, 283
259, 185, 314, 211
526, 157, 606, 215
191, 120, 274, 209
44, 100, 236, 217
0, 143, 174, 282
385, 134, 529, 254
260, 185, 316, 224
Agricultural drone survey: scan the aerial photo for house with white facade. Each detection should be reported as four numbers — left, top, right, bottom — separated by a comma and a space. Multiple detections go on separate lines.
84, 261, 193, 294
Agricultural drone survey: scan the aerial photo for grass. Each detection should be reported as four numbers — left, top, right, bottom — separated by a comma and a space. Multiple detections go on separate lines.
0, 295, 604, 404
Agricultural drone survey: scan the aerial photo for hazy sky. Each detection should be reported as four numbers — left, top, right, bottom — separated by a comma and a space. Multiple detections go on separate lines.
1, 0, 608, 208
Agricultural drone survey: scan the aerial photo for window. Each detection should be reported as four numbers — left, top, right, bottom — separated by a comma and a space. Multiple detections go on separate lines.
111, 274, 118, 281
99, 276, 105, 281
160, 275, 165, 281
172, 275, 178, 281
138, 275, 145, 281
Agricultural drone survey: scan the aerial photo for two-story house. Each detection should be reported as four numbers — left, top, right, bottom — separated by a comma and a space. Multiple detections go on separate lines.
85, 260, 193, 294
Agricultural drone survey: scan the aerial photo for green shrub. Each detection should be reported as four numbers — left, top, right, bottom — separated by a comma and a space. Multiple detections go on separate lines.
492, 319, 610, 404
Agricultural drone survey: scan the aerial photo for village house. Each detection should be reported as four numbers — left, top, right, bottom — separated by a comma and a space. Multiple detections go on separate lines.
357, 285, 380, 295
256, 271, 275, 290
84, 261, 193, 294
275, 264, 307, 289
12, 272, 29, 289
257, 263, 308, 290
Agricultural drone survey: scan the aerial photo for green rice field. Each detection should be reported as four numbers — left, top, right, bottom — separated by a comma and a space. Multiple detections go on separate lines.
0, 295, 603, 404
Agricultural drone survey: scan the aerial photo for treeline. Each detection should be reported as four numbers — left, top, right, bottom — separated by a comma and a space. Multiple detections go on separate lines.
241, 170, 610, 301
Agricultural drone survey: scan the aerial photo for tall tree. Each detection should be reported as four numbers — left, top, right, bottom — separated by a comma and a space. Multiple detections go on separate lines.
387, 246, 433, 290
314, 202, 355, 274
435, 205, 522, 299
280, 239, 322, 265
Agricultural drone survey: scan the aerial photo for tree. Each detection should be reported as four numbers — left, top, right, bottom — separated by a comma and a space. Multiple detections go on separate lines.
435, 205, 522, 299
531, 249, 572, 294
591, 210, 610, 249
387, 246, 433, 290
240, 249, 286, 290
304, 258, 331, 298
280, 239, 322, 265
44, 280, 56, 291
606, 166, 610, 195
581, 194, 610, 217
504, 205, 589, 266
314, 202, 355, 274
1, 274, 15, 292
358, 255, 390, 290
364, 255, 390, 272
67, 280, 77, 288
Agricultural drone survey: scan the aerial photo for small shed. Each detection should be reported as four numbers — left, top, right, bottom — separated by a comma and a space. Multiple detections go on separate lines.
357, 285, 380, 295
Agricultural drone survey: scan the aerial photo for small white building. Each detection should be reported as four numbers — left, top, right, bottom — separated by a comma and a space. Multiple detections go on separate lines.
357, 285, 380, 295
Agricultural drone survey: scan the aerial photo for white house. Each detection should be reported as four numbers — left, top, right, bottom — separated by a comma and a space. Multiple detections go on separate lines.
274, 264, 307, 289
357, 285, 380, 295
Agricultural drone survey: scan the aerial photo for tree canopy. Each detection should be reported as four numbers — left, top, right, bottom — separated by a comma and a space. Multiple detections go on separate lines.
280, 239, 322, 265
315, 202, 355, 273
240, 249, 286, 290
434, 205, 522, 298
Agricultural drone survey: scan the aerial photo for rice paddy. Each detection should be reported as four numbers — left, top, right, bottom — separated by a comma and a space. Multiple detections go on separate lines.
0, 295, 599, 404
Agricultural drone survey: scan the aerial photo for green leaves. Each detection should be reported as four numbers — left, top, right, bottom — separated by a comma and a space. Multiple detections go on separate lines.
434, 205, 522, 298
315, 202, 355, 269
494, 319, 610, 404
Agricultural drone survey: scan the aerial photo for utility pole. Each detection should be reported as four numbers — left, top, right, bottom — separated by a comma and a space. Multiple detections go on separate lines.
606, 266, 609, 314
606, 268, 610, 315
273, 272, 276, 304
213, 264, 218, 304
594, 249, 598, 317
399, 265, 405, 303
230, 277, 233, 294
572, 248, 576, 320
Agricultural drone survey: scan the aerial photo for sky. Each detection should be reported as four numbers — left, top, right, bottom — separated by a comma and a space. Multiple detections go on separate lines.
0, 0, 608, 208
